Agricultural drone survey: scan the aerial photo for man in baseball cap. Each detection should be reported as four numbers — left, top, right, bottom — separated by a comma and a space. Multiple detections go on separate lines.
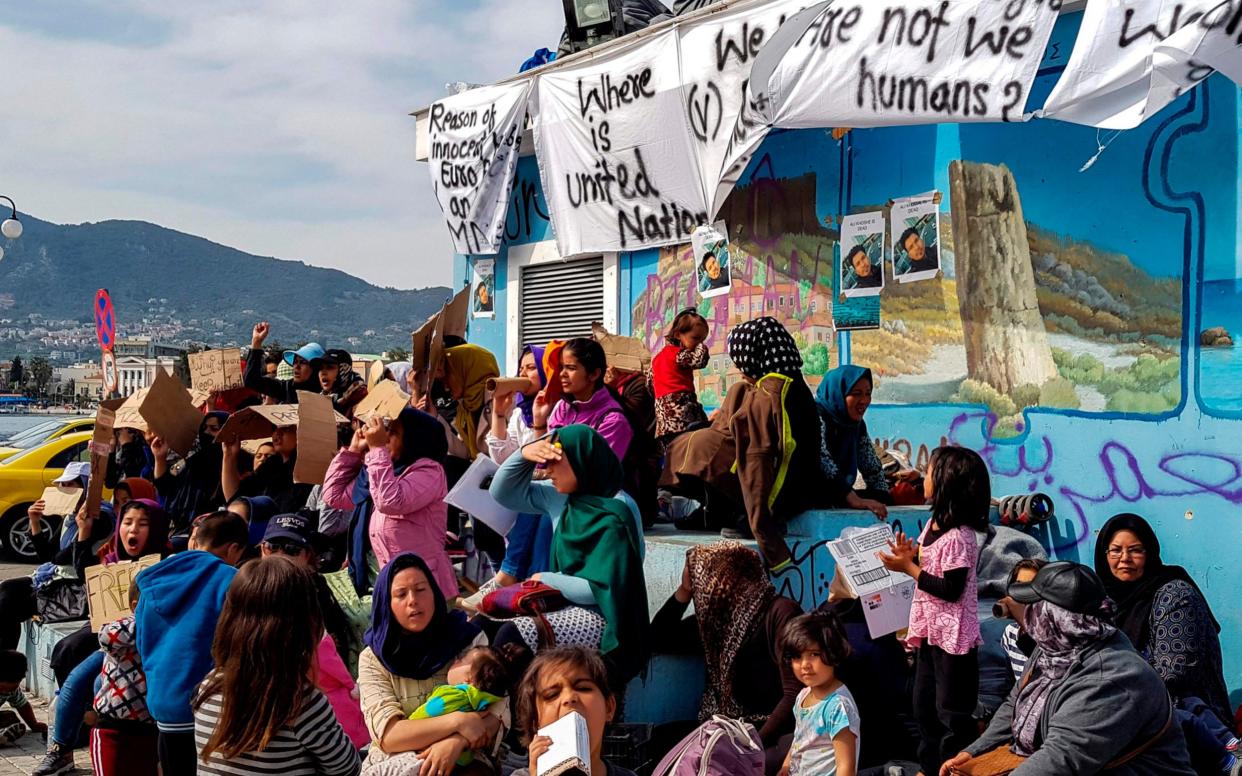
260, 513, 316, 569
1007, 561, 1108, 616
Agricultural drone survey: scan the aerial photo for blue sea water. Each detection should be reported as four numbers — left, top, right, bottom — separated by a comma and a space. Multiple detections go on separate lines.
1200, 280, 1242, 413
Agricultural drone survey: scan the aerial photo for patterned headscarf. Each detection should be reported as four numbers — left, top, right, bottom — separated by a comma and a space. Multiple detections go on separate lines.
1011, 600, 1116, 755
688, 541, 777, 722
727, 317, 803, 379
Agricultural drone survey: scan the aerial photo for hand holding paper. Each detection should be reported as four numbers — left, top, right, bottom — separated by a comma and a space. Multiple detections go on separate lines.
535, 711, 591, 776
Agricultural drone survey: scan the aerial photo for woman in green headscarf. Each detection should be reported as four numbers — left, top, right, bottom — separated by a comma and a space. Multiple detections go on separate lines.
487, 424, 649, 683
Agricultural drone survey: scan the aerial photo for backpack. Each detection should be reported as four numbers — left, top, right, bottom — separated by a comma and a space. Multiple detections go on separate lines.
651, 716, 764, 776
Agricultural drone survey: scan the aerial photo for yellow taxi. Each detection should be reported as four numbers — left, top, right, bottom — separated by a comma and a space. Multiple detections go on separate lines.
0, 430, 95, 561
0, 416, 95, 462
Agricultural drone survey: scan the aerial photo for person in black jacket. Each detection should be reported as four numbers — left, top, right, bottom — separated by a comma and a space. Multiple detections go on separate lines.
221, 423, 311, 515
152, 413, 229, 535
104, 426, 153, 487
242, 321, 323, 404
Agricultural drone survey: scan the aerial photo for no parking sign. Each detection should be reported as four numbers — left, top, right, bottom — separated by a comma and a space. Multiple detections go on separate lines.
94, 289, 116, 352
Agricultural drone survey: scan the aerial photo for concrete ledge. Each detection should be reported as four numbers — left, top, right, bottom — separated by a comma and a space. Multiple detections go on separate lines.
17, 619, 88, 699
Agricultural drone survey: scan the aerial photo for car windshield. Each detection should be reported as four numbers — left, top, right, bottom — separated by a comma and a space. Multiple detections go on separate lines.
5, 421, 76, 450
1, 419, 63, 445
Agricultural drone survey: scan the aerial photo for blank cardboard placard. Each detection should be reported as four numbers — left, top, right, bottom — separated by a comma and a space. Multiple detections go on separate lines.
188, 348, 244, 392
139, 370, 202, 456
442, 286, 470, 340
294, 391, 337, 485
592, 322, 651, 373
39, 486, 82, 517
241, 437, 272, 455
85, 397, 124, 519
85, 555, 160, 632
353, 380, 411, 422
411, 314, 439, 372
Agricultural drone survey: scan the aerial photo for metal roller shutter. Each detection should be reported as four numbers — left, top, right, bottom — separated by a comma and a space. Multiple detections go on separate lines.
519, 257, 605, 347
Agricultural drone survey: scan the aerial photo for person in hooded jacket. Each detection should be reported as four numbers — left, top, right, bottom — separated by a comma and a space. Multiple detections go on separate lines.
222, 422, 312, 515
105, 427, 154, 488
225, 494, 278, 553
321, 349, 369, 418
152, 412, 229, 536
243, 321, 323, 403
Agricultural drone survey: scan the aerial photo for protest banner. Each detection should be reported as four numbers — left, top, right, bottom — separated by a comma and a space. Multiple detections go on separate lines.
294, 391, 337, 485
826, 524, 915, 638
352, 379, 412, 423
427, 80, 533, 254
139, 369, 203, 457
188, 348, 244, 392
891, 192, 941, 283
1042, 0, 1242, 129
840, 211, 887, 298
85, 397, 124, 519
472, 259, 496, 319
533, 29, 709, 256
38, 486, 82, 517
591, 323, 651, 373
85, 555, 160, 632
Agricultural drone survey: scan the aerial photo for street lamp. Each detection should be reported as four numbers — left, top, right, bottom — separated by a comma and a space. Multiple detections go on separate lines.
0, 196, 21, 262
560, 0, 625, 54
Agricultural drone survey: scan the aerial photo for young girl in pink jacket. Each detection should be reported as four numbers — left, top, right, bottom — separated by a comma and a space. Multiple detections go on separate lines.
322, 409, 456, 599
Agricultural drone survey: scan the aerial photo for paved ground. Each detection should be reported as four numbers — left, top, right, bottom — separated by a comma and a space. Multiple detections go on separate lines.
0, 563, 90, 775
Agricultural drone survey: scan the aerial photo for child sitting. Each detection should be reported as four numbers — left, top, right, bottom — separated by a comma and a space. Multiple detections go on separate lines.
91, 582, 158, 776
652, 308, 710, 442
0, 651, 45, 746
779, 611, 860, 776
409, 643, 531, 766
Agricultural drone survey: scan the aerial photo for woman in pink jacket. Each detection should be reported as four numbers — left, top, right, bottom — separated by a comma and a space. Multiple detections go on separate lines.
323, 409, 456, 600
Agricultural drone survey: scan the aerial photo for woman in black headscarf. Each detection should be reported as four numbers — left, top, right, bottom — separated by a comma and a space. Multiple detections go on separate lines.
1094, 513, 1231, 724
662, 317, 827, 570
152, 411, 230, 535
320, 349, 369, 418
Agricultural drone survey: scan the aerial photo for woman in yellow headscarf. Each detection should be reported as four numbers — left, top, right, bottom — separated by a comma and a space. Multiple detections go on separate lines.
441, 343, 500, 458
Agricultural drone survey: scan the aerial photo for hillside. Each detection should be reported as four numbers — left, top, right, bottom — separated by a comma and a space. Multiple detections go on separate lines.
0, 215, 451, 356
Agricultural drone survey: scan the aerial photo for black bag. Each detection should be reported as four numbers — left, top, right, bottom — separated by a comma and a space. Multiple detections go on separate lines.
35, 578, 87, 623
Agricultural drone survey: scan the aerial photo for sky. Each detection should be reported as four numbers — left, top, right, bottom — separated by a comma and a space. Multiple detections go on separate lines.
0, 0, 566, 290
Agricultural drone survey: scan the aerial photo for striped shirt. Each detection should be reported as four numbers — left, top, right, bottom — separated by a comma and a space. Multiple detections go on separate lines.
193, 682, 360, 776
1002, 622, 1028, 681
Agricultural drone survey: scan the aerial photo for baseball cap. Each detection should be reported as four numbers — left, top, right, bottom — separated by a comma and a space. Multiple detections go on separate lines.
262, 512, 314, 549
52, 461, 91, 484
283, 343, 326, 366
1008, 561, 1107, 614
321, 348, 353, 367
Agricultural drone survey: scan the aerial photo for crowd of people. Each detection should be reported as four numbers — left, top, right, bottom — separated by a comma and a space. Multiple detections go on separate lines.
0, 313, 1233, 776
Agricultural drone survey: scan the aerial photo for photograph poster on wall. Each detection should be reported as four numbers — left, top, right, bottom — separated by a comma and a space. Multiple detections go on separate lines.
840, 211, 887, 298
891, 192, 942, 283
691, 221, 733, 299
472, 258, 496, 319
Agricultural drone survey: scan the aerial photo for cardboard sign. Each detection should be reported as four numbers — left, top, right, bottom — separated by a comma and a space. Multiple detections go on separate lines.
352, 380, 411, 423
485, 377, 532, 398
411, 313, 440, 396
366, 359, 385, 388
592, 323, 651, 373
114, 389, 150, 431
85, 555, 160, 632
444, 454, 518, 536
39, 486, 82, 517
85, 397, 124, 519
138, 369, 203, 457
216, 404, 302, 445
294, 391, 337, 486
188, 348, 244, 392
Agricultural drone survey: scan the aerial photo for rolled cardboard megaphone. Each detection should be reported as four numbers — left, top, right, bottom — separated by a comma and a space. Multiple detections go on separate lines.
486, 377, 533, 398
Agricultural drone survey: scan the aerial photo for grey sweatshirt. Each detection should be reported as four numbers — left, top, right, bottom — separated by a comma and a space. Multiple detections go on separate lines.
966, 631, 1195, 776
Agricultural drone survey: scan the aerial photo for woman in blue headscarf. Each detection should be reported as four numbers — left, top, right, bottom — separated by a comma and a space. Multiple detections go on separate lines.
815, 365, 891, 518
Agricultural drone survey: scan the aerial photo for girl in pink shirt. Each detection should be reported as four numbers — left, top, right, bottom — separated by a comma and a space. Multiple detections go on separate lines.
879, 445, 989, 776
322, 409, 456, 600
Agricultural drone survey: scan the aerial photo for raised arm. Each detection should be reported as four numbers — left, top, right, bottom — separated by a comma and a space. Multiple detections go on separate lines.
489, 446, 566, 517
321, 440, 366, 511
676, 342, 710, 370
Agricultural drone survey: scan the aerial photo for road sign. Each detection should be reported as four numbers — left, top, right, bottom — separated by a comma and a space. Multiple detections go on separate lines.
94, 289, 116, 352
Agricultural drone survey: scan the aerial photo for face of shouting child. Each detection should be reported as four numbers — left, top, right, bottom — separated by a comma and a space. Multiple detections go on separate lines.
119, 506, 152, 557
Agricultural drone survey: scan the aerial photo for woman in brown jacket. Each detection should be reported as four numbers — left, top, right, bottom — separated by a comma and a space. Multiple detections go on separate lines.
662, 316, 827, 571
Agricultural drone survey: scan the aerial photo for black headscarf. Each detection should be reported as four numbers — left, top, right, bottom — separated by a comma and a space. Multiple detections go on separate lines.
363, 553, 480, 679
391, 408, 447, 475
1093, 512, 1220, 650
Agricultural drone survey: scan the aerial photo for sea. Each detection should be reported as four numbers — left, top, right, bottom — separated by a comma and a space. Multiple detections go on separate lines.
1201, 279, 1242, 413
0, 414, 58, 439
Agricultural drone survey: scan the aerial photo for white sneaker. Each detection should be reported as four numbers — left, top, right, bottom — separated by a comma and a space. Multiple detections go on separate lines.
459, 575, 504, 613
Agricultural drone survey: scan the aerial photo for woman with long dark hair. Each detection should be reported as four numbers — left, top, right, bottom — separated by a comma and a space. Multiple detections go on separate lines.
534, 338, 633, 460
193, 556, 359, 775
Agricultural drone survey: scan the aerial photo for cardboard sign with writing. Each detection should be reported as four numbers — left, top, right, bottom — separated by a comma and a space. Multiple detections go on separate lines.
39, 486, 82, 517
114, 389, 150, 431
216, 404, 301, 445
592, 323, 651, 373
138, 369, 203, 457
188, 348, 244, 392
352, 380, 411, 423
85, 555, 160, 632
294, 391, 337, 485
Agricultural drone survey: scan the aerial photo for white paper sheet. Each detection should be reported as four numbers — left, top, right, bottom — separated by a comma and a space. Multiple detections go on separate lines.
444, 454, 518, 536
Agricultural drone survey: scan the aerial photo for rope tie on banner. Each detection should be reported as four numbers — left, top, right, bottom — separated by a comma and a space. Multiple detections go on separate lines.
1078, 128, 1123, 172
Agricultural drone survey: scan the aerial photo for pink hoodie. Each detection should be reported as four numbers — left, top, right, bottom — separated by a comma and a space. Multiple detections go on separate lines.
322, 447, 456, 599
312, 635, 368, 749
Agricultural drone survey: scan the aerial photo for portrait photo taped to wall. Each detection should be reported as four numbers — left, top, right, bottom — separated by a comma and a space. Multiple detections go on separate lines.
891, 192, 941, 283
472, 258, 495, 319
691, 221, 732, 299
840, 211, 887, 298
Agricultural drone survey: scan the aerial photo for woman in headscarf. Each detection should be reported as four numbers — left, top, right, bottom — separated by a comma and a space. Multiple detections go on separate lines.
949, 561, 1195, 775
356, 553, 504, 775
321, 348, 369, 418
816, 365, 891, 518
488, 424, 649, 685
112, 476, 157, 513
222, 421, 312, 516
1094, 514, 1232, 726
384, 362, 413, 393
105, 426, 154, 487
663, 316, 827, 570
650, 542, 803, 768
322, 409, 456, 600
152, 411, 230, 536
225, 494, 278, 550
439, 343, 500, 459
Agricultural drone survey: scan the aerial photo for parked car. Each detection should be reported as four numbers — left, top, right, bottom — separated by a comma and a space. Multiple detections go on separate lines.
0, 431, 96, 561
0, 417, 95, 463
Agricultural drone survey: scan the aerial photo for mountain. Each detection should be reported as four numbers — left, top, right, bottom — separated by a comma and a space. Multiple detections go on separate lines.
0, 215, 452, 356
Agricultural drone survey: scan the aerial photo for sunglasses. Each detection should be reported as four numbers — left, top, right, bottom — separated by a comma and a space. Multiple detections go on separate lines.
263, 540, 307, 556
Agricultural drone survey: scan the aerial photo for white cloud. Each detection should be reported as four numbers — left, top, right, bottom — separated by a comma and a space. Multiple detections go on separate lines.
0, 1, 565, 289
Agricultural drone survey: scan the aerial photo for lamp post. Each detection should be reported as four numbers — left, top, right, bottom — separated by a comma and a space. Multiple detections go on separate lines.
0, 196, 22, 262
